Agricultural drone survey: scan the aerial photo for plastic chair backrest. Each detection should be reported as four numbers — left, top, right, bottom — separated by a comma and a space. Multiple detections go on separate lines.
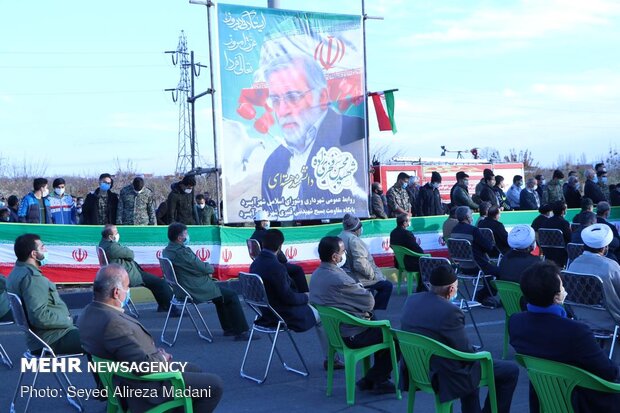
246, 239, 261, 261
515, 353, 620, 413
393, 329, 494, 394
538, 228, 566, 248
391, 245, 428, 270
314, 305, 390, 351
566, 243, 584, 264
419, 257, 452, 288
447, 238, 476, 266
560, 271, 605, 307
96, 247, 109, 266
478, 228, 496, 247
493, 280, 523, 317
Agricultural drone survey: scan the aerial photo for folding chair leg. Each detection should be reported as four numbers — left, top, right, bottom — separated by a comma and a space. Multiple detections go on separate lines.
502, 318, 509, 359
125, 297, 139, 318
186, 303, 213, 342
240, 328, 278, 384
160, 297, 188, 347
53, 371, 83, 412
282, 331, 309, 376
462, 299, 484, 349
0, 343, 13, 369
10, 370, 26, 413
609, 325, 619, 359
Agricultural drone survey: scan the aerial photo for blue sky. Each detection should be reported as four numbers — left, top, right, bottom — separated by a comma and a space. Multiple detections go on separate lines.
1, 0, 619, 176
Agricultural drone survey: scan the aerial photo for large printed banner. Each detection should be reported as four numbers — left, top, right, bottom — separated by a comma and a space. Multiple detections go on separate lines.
2, 207, 616, 284
216, 4, 369, 223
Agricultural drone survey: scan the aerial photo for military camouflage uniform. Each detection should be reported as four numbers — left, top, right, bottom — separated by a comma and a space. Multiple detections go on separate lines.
599, 182, 611, 202
542, 178, 565, 205
386, 184, 411, 217
116, 184, 156, 225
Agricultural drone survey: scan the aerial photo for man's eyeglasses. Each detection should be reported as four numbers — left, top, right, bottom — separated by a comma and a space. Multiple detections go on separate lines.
268, 89, 313, 107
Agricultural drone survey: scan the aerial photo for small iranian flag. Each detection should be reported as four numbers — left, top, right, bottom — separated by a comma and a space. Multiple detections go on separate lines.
370, 90, 397, 133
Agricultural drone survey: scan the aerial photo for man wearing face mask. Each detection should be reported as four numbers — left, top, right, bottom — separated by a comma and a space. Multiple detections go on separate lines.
310, 236, 398, 395
18, 177, 52, 224
195, 194, 217, 225
48, 178, 77, 224
519, 178, 541, 211
386, 172, 412, 218
117, 176, 156, 226
82, 173, 119, 225
597, 170, 611, 202
164, 223, 250, 340
339, 214, 393, 310
584, 169, 606, 204
416, 171, 444, 217
505, 175, 523, 210
564, 175, 582, 209
534, 174, 546, 201
510, 261, 620, 413
450, 171, 479, 210
370, 182, 388, 219
7, 233, 81, 354
99, 225, 176, 315
401, 265, 519, 413
166, 175, 198, 225
390, 213, 427, 292
250, 210, 308, 292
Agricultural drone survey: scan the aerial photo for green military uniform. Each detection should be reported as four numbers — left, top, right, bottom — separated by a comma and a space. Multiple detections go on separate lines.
99, 238, 173, 309
195, 205, 217, 225
116, 184, 156, 225
599, 181, 611, 202
0, 275, 11, 321
386, 185, 411, 218
166, 182, 197, 225
163, 242, 248, 335
7, 262, 77, 351
542, 178, 565, 205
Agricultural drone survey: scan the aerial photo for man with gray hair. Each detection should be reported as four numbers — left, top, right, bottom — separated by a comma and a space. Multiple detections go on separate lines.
78, 264, 223, 413
339, 213, 393, 309
564, 175, 582, 209
585, 169, 606, 204
519, 177, 541, 211
260, 53, 366, 218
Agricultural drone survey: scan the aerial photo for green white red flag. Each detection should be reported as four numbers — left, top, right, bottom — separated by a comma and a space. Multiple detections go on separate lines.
370, 90, 396, 133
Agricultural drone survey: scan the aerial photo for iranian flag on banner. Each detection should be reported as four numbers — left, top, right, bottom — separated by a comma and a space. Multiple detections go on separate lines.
370, 90, 397, 133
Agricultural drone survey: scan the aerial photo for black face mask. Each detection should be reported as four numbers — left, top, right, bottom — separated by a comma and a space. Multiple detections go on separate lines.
376, 190, 383, 195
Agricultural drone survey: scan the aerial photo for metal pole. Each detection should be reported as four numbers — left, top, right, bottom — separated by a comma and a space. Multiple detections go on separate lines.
362, 0, 371, 210
190, 50, 196, 170
267, 0, 280, 8
206, 2, 221, 216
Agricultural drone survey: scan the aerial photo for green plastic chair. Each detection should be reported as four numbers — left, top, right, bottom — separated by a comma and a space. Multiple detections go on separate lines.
313, 305, 401, 406
393, 329, 498, 413
492, 280, 524, 359
515, 353, 620, 413
391, 245, 430, 295
92, 356, 193, 413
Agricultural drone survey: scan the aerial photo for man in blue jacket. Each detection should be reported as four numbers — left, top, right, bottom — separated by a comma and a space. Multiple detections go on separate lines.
18, 177, 52, 223
48, 178, 77, 224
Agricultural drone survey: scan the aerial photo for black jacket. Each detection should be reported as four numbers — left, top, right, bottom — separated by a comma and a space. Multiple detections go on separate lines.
248, 250, 315, 332
416, 183, 444, 217
498, 250, 541, 283
539, 215, 571, 267
477, 218, 509, 254
82, 188, 118, 225
564, 186, 582, 209
584, 180, 606, 204
479, 183, 499, 207
509, 311, 620, 413
389, 226, 425, 272
611, 190, 620, 207
166, 182, 197, 225
519, 189, 540, 211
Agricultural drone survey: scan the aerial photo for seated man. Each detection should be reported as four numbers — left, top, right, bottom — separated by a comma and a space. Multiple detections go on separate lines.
442, 206, 458, 242
478, 206, 510, 255
309, 236, 397, 394
250, 210, 308, 293
339, 213, 393, 310
78, 264, 223, 412
401, 265, 519, 413
571, 211, 597, 244
450, 206, 499, 306
163, 223, 250, 340
572, 197, 594, 224
389, 213, 426, 292
538, 201, 571, 267
509, 261, 620, 413
530, 204, 552, 232
99, 224, 177, 315
567, 223, 620, 331
596, 201, 620, 261
249, 229, 339, 369
7, 233, 81, 354
498, 225, 541, 284
0, 273, 13, 322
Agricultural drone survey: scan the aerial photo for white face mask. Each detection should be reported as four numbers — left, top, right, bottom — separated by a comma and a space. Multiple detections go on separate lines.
264, 222, 271, 230
41, 187, 50, 197
555, 286, 567, 305
54, 187, 65, 196
336, 251, 347, 268
197, 204, 206, 209
113, 233, 120, 243
184, 188, 193, 194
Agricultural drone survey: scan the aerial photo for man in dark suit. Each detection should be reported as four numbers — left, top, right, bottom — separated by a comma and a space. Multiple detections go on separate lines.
478, 206, 509, 255
416, 171, 444, 216
390, 213, 426, 291
401, 265, 519, 413
78, 264, 223, 413
498, 225, 541, 284
250, 210, 308, 292
261, 54, 367, 220
249, 229, 337, 369
509, 261, 620, 413
584, 169, 606, 204
539, 201, 571, 266
519, 178, 541, 211
596, 201, 620, 261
